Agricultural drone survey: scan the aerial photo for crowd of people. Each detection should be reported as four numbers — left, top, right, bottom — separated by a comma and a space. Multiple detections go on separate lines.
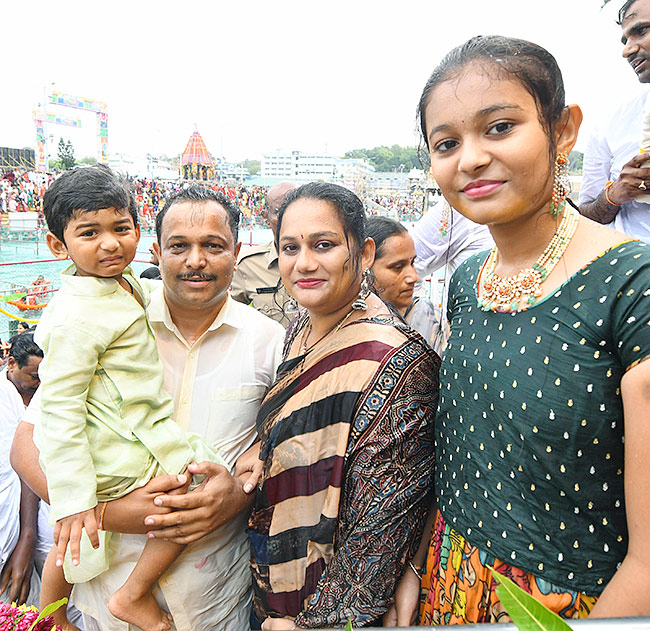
0, 171, 54, 217
2, 2, 650, 629
371, 193, 424, 221
1, 171, 427, 237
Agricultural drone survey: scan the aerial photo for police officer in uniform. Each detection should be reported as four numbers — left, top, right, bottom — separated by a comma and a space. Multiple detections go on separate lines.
231, 181, 297, 327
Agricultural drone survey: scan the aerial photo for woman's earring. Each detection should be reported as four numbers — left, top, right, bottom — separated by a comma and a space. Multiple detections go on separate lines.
550, 152, 570, 218
352, 268, 371, 310
286, 295, 299, 314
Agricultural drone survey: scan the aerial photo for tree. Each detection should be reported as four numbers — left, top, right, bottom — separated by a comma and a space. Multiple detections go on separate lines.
80, 156, 97, 165
57, 138, 75, 170
244, 159, 261, 175
568, 150, 583, 176
343, 145, 421, 172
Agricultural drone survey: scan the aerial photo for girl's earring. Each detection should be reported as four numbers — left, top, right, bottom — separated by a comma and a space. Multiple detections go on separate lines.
550, 152, 570, 218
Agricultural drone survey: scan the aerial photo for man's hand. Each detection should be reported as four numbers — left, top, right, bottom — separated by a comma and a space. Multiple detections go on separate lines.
145, 461, 254, 545
608, 153, 650, 204
0, 532, 35, 604
53, 507, 99, 568
101, 473, 189, 534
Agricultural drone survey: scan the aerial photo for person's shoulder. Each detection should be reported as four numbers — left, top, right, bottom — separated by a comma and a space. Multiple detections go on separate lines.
0, 369, 18, 399
597, 88, 648, 133
452, 249, 490, 279
229, 296, 285, 333
237, 242, 272, 263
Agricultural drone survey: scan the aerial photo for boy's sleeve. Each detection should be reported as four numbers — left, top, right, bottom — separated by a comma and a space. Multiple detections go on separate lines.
38, 325, 108, 521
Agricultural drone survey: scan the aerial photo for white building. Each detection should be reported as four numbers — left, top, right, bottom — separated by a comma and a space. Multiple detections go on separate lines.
261, 151, 374, 184
368, 168, 425, 194
261, 150, 338, 181
109, 153, 177, 179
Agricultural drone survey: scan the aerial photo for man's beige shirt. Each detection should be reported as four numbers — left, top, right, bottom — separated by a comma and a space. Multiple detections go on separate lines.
72, 288, 285, 631
231, 241, 295, 327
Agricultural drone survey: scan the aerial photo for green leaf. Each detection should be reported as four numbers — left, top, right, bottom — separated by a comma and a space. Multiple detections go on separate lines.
28, 597, 68, 631
490, 569, 572, 631
345, 619, 353, 631
0, 293, 27, 302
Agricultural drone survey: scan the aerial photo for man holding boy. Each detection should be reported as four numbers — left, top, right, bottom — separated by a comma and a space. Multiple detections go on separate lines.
12, 178, 284, 630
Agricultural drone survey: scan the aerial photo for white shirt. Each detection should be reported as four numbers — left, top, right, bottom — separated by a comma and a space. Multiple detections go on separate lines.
410, 198, 494, 317
579, 89, 650, 242
26, 288, 285, 631
0, 369, 23, 570
147, 289, 284, 470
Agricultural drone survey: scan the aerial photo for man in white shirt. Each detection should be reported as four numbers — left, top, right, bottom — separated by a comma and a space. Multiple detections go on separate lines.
579, 0, 650, 241
411, 198, 493, 311
12, 186, 285, 631
0, 333, 42, 606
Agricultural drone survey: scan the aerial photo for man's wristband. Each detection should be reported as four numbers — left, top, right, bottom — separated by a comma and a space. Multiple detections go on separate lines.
605, 181, 622, 207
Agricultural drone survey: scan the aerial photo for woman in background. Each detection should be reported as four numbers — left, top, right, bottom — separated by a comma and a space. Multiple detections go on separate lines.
366, 216, 440, 349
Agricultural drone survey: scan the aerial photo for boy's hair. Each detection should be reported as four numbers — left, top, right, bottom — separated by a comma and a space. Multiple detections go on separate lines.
43, 164, 138, 243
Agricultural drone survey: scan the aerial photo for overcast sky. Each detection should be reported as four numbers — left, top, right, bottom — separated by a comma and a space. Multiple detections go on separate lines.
1, 0, 642, 163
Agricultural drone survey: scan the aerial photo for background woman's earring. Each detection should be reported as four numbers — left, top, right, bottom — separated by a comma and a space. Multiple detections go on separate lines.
352, 269, 371, 310
550, 152, 570, 218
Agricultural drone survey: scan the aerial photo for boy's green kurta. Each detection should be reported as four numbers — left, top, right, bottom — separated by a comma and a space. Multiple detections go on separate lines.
34, 265, 202, 521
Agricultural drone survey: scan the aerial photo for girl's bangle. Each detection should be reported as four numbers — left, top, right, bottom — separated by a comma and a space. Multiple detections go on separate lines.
408, 560, 423, 579
605, 181, 622, 207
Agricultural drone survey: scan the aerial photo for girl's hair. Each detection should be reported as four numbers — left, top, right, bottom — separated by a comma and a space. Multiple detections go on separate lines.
366, 216, 408, 260
276, 182, 367, 271
417, 35, 566, 160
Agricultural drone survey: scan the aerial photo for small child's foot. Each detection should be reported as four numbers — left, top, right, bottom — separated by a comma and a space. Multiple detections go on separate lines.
108, 587, 172, 631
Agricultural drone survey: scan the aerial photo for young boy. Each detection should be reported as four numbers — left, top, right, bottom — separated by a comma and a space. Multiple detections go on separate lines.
34, 165, 225, 631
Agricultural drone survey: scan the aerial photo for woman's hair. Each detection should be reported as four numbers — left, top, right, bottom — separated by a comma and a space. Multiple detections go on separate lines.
366, 216, 408, 260
276, 182, 367, 270
417, 35, 566, 159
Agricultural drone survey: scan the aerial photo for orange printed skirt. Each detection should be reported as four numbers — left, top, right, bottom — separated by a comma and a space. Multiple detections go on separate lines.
419, 510, 598, 625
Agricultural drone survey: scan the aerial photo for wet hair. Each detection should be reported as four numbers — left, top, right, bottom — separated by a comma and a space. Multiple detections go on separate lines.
156, 184, 240, 245
417, 35, 566, 160
275, 182, 367, 271
366, 216, 408, 260
8, 332, 43, 368
43, 164, 138, 243
618, 0, 639, 24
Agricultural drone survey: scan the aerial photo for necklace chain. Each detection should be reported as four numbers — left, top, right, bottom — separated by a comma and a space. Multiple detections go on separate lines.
300, 308, 356, 355
477, 204, 579, 313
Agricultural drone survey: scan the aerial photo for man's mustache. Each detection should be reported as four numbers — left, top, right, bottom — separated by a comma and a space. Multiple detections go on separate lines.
177, 272, 217, 281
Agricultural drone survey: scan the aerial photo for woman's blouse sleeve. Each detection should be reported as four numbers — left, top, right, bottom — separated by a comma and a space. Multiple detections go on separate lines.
295, 334, 440, 628
611, 246, 650, 370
